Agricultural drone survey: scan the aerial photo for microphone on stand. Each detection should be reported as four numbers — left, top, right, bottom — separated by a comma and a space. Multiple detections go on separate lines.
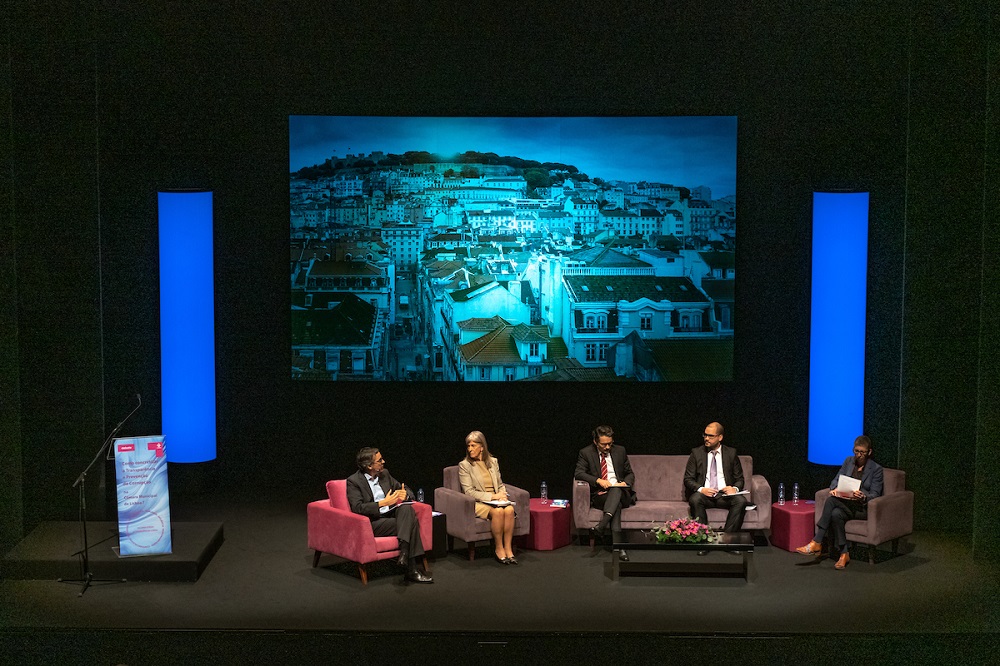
63, 392, 144, 595
99, 394, 144, 464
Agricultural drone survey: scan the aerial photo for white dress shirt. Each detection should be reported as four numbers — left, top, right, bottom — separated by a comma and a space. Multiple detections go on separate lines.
366, 473, 391, 514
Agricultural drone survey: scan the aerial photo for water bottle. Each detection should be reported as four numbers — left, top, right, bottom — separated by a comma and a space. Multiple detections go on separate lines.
792, 483, 800, 505
777, 482, 785, 505
417, 487, 425, 503
540, 481, 548, 504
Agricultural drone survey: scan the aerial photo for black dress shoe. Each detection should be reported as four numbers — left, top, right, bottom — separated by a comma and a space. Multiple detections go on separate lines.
404, 569, 434, 583
618, 549, 629, 562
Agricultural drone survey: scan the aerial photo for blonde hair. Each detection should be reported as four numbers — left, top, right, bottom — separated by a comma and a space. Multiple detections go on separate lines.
464, 430, 492, 465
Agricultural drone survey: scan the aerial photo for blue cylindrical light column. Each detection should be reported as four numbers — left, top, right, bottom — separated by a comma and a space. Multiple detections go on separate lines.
808, 192, 869, 465
158, 190, 217, 463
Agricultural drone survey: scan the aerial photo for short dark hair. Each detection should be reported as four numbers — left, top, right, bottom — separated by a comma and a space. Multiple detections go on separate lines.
854, 435, 872, 451
593, 425, 614, 441
356, 447, 380, 471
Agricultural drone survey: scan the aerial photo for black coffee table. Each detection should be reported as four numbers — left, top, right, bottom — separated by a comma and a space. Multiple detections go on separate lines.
612, 530, 755, 581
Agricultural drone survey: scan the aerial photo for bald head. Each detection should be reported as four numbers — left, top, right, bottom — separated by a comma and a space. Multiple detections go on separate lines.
702, 422, 724, 450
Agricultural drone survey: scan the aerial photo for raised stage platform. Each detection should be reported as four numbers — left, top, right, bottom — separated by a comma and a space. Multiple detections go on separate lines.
1, 494, 997, 663
1, 521, 224, 582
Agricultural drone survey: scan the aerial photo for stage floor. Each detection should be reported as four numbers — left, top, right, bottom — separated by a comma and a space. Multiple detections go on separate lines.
2, 492, 998, 660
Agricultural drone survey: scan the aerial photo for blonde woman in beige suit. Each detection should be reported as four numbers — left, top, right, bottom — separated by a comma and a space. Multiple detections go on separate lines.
458, 431, 518, 564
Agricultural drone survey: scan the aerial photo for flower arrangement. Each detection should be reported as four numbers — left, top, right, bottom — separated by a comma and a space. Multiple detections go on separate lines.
654, 517, 714, 544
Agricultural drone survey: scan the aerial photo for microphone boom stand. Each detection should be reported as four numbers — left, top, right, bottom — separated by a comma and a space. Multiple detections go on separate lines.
58, 395, 141, 596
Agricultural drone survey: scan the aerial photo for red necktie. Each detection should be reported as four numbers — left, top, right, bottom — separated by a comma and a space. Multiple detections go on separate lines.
600, 452, 608, 480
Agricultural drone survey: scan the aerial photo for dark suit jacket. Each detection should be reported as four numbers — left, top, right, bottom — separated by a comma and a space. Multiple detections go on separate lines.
574, 444, 637, 506
829, 456, 884, 501
683, 445, 745, 496
346, 469, 414, 520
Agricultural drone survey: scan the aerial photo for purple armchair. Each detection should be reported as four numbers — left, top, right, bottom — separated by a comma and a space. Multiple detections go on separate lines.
813, 467, 913, 563
433, 466, 530, 560
307, 479, 433, 585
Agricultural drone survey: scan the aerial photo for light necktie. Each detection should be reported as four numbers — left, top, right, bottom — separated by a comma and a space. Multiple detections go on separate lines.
709, 451, 718, 489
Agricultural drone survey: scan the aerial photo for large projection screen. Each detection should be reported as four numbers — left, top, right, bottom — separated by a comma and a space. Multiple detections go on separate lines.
290, 116, 736, 382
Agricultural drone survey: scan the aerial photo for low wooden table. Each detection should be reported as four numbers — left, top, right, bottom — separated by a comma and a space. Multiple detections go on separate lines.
612, 530, 755, 581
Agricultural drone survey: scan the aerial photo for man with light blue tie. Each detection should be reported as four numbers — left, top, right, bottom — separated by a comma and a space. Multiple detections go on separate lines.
683, 422, 748, 533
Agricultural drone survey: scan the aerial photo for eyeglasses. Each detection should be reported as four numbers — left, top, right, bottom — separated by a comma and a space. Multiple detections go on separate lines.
372, 457, 385, 465
703, 433, 720, 439
852, 449, 869, 455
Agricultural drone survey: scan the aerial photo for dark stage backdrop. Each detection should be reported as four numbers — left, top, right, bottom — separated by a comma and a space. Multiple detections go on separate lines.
5, 1, 996, 560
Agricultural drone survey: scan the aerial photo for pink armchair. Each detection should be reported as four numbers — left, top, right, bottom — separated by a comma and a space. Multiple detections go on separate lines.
813, 467, 914, 563
433, 466, 530, 560
307, 479, 433, 585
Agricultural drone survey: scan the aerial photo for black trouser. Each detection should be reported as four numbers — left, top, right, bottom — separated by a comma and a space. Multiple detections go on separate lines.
688, 492, 749, 532
814, 496, 867, 551
370, 504, 424, 557
592, 487, 627, 535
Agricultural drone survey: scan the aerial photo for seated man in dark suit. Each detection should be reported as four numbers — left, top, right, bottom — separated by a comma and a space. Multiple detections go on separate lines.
346, 447, 433, 584
796, 435, 884, 570
574, 425, 636, 561
683, 422, 749, 536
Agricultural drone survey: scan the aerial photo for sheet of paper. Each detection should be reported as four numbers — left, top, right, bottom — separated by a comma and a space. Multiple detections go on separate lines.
836, 475, 862, 495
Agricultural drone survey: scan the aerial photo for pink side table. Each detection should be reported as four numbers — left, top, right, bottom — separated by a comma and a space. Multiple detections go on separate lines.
770, 500, 816, 551
521, 498, 572, 551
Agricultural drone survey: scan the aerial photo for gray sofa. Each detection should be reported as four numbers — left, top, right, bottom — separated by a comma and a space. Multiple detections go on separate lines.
573, 454, 772, 534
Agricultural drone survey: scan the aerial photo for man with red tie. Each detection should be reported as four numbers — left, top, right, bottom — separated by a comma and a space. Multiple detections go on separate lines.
683, 422, 749, 534
574, 425, 636, 561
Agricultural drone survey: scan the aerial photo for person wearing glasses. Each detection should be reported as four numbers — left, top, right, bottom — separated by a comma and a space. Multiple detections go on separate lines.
683, 422, 749, 534
574, 425, 636, 562
796, 435, 884, 569
458, 431, 519, 564
346, 447, 433, 583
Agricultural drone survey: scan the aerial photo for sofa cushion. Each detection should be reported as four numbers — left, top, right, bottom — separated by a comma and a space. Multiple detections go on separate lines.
621, 501, 690, 525
629, 455, 687, 501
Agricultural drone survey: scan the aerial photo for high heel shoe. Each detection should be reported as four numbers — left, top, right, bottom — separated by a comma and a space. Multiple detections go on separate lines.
795, 541, 823, 555
835, 552, 850, 570
495, 553, 511, 565
506, 555, 519, 565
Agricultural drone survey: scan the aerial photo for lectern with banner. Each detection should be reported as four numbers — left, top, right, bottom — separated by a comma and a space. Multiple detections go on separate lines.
113, 436, 173, 557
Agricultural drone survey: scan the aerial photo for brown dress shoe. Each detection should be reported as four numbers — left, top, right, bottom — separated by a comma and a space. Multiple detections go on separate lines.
795, 541, 822, 555
835, 552, 850, 570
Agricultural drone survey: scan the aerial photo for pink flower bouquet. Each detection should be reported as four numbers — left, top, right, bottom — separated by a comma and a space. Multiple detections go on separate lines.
654, 517, 714, 544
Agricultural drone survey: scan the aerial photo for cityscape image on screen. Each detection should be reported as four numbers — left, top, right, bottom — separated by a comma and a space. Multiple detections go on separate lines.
290, 116, 737, 382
